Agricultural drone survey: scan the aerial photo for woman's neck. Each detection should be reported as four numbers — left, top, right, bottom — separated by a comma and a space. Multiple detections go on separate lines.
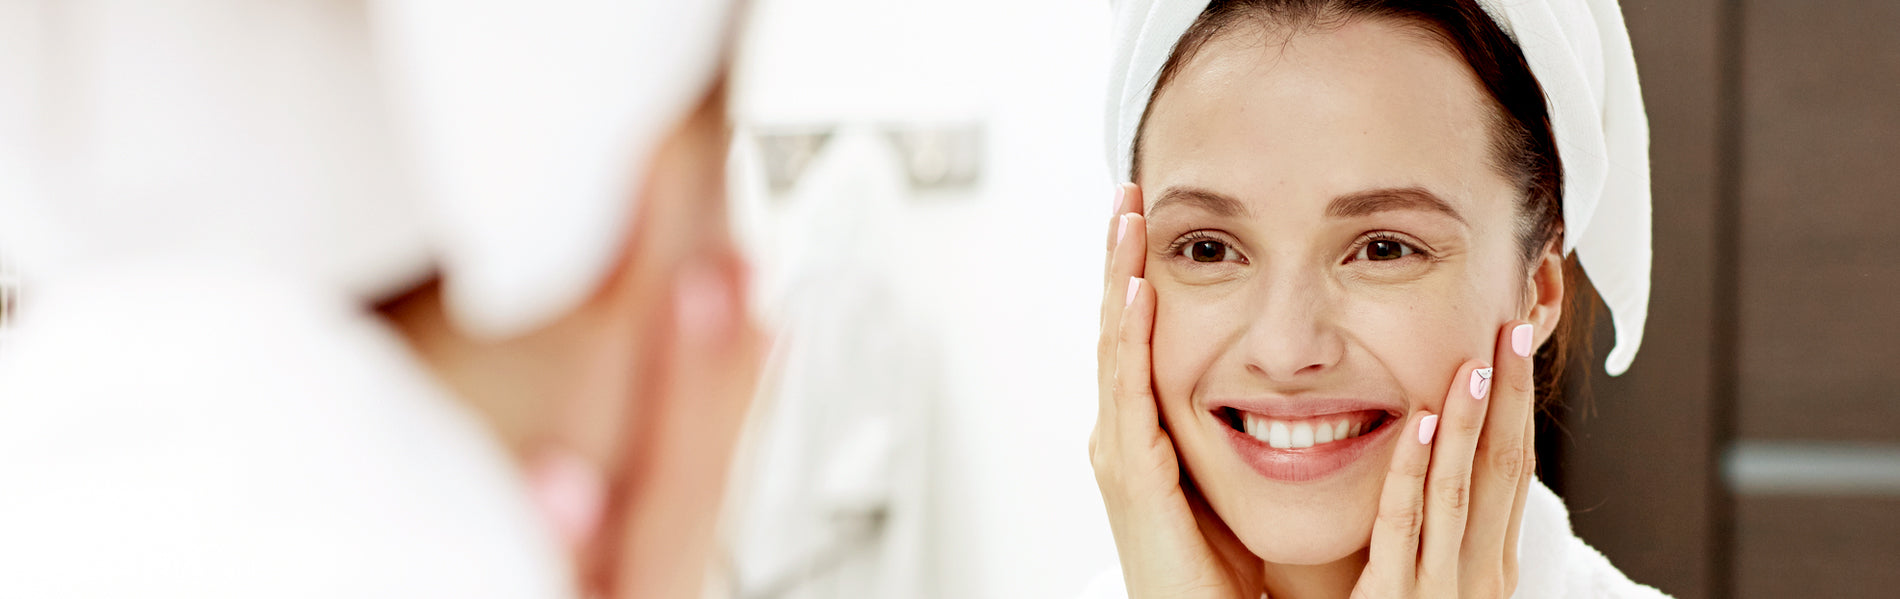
1259, 548, 1369, 599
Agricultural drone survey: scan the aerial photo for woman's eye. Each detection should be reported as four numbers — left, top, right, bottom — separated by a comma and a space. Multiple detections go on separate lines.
1357, 239, 1417, 261
1187, 239, 1232, 262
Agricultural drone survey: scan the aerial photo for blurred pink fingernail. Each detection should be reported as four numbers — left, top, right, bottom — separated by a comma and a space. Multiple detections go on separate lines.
1512, 324, 1533, 357
1117, 214, 1130, 245
527, 450, 605, 549
1418, 415, 1439, 444
676, 260, 739, 348
1125, 277, 1142, 306
1113, 184, 1127, 214
1471, 367, 1493, 400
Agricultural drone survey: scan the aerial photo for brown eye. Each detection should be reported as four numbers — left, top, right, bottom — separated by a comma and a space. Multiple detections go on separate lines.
1190, 240, 1229, 262
1358, 239, 1416, 261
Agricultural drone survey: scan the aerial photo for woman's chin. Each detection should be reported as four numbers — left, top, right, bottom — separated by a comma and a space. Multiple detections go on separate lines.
1232, 513, 1373, 566
1189, 457, 1385, 567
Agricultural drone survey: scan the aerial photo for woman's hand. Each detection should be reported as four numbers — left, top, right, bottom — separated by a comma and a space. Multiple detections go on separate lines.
1091, 183, 1265, 599
1352, 322, 1539, 598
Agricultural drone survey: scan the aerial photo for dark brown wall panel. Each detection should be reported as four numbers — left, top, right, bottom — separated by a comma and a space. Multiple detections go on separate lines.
1735, 0, 1900, 441
1734, 496, 1900, 599
1555, 3, 1726, 598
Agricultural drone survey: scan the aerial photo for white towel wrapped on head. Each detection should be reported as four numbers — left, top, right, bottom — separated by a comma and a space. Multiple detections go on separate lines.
1104, 0, 1652, 376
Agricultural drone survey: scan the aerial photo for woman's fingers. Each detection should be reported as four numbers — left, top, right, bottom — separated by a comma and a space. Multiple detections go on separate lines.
1362, 410, 1438, 593
1417, 359, 1495, 587
1104, 183, 1132, 252
1101, 183, 1145, 290
598, 255, 765, 599
1501, 325, 1539, 587
1095, 184, 1147, 456
1097, 185, 1146, 385
1097, 186, 1143, 421
1098, 218, 1149, 388
1114, 272, 1160, 443
1501, 399, 1534, 590
1362, 323, 1536, 598
1463, 322, 1537, 575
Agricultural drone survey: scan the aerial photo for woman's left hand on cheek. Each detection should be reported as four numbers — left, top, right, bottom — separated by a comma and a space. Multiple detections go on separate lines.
1353, 321, 1537, 599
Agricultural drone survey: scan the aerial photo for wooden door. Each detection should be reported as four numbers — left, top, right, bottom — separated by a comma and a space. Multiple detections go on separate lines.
1547, 2, 1900, 598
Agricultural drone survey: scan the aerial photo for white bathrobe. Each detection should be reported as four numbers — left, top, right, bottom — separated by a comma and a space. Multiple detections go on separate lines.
0, 260, 573, 598
1076, 479, 1672, 598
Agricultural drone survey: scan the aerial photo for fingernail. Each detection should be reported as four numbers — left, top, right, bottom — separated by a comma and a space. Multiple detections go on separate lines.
526, 449, 605, 549
1418, 415, 1439, 445
1470, 367, 1494, 400
1125, 277, 1142, 306
676, 259, 738, 347
1117, 214, 1130, 245
1512, 324, 1534, 357
1113, 183, 1127, 214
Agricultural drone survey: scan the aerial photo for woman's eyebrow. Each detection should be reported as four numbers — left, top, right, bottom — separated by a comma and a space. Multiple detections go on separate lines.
1149, 186, 1250, 218
1325, 187, 1468, 225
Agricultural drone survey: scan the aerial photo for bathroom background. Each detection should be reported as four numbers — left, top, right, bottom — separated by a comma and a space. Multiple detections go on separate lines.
0, 1, 1891, 598
715, 1, 1900, 598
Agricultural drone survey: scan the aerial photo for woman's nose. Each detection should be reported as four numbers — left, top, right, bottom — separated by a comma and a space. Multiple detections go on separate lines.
1238, 270, 1347, 382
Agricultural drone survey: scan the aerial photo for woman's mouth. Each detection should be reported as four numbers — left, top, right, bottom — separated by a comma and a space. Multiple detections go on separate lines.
1211, 402, 1401, 483
1222, 408, 1389, 449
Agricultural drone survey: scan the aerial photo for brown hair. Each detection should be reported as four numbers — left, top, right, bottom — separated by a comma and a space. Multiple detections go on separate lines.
1132, 0, 1591, 403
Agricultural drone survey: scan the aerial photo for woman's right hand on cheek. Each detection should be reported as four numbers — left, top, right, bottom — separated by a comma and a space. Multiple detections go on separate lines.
1351, 322, 1537, 599
1092, 183, 1264, 599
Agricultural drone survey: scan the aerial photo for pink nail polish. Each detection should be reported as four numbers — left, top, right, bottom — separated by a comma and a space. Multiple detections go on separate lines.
676, 261, 737, 347
1125, 277, 1142, 306
1512, 324, 1534, 357
1117, 214, 1130, 245
1471, 367, 1493, 400
1112, 184, 1127, 214
527, 450, 605, 548
1418, 415, 1439, 445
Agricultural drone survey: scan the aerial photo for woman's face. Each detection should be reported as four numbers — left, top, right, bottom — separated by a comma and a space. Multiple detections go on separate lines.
1138, 19, 1538, 565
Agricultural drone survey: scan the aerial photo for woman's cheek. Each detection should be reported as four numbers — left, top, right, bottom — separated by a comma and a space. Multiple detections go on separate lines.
1337, 288, 1475, 413
1148, 287, 1232, 414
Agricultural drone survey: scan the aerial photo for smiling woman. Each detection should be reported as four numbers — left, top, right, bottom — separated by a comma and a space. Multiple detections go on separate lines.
1086, 0, 1662, 598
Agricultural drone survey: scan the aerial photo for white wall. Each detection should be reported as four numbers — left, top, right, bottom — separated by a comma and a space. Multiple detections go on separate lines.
729, 1, 1122, 597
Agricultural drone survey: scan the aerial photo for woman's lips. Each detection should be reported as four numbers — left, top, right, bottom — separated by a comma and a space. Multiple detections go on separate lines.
1211, 403, 1400, 483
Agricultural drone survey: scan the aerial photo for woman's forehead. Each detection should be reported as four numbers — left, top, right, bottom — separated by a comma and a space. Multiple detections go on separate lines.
1140, 18, 1510, 218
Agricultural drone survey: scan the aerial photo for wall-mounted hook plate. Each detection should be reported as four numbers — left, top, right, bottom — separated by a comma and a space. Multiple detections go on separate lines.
881, 123, 983, 192
753, 127, 837, 196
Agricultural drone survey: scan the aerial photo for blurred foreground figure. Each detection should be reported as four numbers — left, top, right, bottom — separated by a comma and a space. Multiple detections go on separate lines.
0, 2, 761, 598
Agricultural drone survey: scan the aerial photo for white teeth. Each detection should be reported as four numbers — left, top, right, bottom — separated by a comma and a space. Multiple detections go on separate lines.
1290, 422, 1314, 448
1268, 421, 1291, 449
1239, 413, 1376, 449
